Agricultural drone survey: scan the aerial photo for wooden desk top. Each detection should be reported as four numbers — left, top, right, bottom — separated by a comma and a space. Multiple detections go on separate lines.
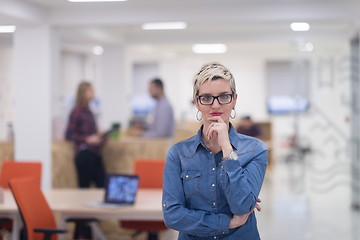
0, 188, 164, 221
0, 189, 18, 213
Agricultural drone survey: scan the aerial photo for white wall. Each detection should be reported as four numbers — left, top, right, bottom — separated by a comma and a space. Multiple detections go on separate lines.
271, 43, 351, 167
100, 46, 129, 131
53, 51, 104, 140
12, 25, 57, 189
0, 45, 14, 141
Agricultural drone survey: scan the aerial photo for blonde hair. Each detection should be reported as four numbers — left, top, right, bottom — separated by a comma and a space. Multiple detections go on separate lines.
193, 62, 236, 98
75, 81, 92, 107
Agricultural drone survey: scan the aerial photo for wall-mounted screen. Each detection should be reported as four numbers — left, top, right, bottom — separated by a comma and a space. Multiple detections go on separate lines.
267, 95, 309, 114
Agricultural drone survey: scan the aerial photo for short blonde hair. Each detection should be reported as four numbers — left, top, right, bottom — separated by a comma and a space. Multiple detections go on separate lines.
193, 62, 236, 98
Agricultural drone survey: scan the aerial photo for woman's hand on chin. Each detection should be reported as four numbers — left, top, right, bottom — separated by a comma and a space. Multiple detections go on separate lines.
205, 116, 232, 153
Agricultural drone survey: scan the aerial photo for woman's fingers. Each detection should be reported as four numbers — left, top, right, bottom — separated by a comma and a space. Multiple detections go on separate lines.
206, 121, 220, 140
205, 117, 230, 147
249, 203, 261, 215
255, 203, 262, 212
207, 116, 223, 123
206, 125, 213, 140
255, 198, 262, 211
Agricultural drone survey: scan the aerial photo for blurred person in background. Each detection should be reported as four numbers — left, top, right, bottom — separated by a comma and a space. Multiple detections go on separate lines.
65, 81, 106, 188
162, 62, 268, 240
142, 78, 175, 138
236, 115, 263, 139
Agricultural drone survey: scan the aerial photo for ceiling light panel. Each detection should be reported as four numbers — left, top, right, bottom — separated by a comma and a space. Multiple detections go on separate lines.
68, 0, 127, 2
142, 22, 187, 30
290, 22, 310, 31
192, 44, 228, 54
0, 25, 16, 33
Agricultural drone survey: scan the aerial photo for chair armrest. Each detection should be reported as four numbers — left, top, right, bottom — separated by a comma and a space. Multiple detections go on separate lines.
0, 218, 10, 224
66, 218, 98, 223
34, 228, 67, 240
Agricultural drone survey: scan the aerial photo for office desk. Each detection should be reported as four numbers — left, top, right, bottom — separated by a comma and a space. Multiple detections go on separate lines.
47, 189, 163, 219
0, 189, 22, 240
0, 189, 164, 240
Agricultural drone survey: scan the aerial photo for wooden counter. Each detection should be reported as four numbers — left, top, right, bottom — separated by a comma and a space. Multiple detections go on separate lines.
52, 137, 173, 188
0, 141, 14, 167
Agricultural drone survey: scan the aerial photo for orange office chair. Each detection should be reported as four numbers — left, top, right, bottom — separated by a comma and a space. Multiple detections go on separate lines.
119, 159, 167, 240
0, 161, 42, 188
0, 161, 42, 240
9, 177, 92, 240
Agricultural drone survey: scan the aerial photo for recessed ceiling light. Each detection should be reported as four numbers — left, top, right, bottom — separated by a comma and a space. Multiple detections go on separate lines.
298, 42, 314, 52
142, 22, 187, 30
92, 46, 104, 55
68, 0, 127, 2
304, 42, 314, 52
192, 44, 228, 54
290, 22, 310, 31
0, 25, 16, 33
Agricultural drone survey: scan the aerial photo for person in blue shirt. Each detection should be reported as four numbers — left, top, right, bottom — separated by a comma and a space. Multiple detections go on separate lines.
162, 62, 268, 240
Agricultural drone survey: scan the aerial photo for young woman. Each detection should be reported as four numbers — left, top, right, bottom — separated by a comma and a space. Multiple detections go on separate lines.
65, 81, 105, 188
162, 62, 268, 239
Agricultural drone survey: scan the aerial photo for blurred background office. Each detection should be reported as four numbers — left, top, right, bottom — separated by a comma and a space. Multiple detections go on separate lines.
0, 0, 359, 240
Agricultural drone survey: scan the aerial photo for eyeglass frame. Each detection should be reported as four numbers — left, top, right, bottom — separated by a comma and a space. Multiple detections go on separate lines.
195, 93, 234, 105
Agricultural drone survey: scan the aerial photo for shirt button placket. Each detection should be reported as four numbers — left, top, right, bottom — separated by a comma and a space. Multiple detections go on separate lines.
209, 152, 217, 210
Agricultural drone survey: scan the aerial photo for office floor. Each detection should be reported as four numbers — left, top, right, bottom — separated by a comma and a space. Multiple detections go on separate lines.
155, 159, 360, 240
257, 160, 359, 240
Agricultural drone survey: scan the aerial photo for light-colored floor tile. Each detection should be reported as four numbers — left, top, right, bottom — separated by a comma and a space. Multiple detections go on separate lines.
258, 160, 360, 240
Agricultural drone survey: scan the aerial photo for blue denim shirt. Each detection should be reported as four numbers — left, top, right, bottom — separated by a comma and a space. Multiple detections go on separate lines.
162, 124, 268, 240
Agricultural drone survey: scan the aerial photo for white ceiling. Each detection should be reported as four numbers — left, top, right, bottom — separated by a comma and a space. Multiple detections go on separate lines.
0, 0, 359, 52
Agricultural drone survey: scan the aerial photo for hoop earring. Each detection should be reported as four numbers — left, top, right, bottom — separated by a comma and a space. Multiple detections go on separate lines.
230, 109, 236, 119
196, 110, 203, 121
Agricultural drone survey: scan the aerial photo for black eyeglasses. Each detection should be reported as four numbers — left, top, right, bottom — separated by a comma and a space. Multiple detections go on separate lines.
196, 94, 233, 105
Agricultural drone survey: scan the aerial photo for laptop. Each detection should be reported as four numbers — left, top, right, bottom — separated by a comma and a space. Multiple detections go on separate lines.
101, 127, 117, 140
85, 173, 139, 208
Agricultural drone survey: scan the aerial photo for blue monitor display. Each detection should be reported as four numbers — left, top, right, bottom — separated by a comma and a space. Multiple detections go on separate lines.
267, 96, 309, 114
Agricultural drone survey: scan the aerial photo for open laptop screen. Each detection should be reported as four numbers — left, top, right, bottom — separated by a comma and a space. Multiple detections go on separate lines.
104, 174, 139, 204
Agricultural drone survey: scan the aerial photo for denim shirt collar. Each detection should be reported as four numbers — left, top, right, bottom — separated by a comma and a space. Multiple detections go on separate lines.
189, 123, 239, 155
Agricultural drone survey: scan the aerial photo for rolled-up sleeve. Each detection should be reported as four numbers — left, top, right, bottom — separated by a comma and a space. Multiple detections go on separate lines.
162, 146, 231, 237
219, 141, 268, 215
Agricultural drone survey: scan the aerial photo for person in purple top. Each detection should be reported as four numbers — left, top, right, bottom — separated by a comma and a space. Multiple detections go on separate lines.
236, 115, 263, 139
65, 81, 105, 188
